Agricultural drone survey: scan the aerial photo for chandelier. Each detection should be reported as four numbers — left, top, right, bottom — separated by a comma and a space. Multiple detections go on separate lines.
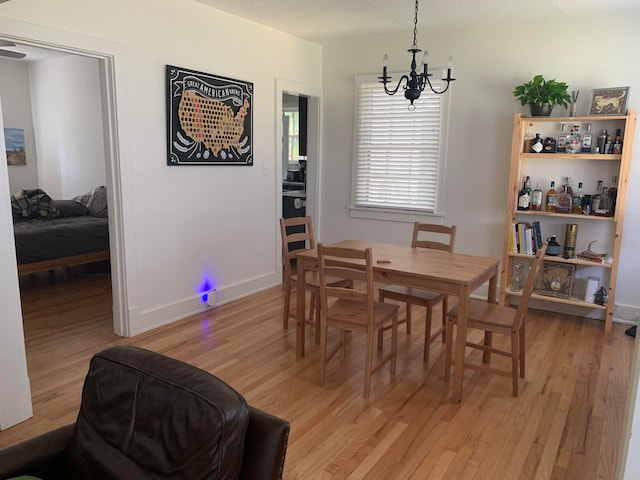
379, 0, 455, 109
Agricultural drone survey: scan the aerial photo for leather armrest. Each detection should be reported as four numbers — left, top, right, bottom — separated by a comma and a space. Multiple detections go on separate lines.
238, 406, 290, 480
0, 424, 74, 480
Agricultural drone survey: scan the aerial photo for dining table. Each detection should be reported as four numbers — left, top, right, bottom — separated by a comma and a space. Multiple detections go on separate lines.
295, 239, 500, 403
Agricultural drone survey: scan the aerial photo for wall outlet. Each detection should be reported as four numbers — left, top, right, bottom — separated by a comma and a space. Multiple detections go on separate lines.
206, 288, 218, 307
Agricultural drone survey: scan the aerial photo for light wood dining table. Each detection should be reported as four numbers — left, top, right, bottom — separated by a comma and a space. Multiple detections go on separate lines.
295, 240, 500, 403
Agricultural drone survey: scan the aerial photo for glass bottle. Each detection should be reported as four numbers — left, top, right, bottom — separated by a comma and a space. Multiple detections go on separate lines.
592, 180, 611, 216
523, 122, 535, 152
517, 176, 531, 211
545, 181, 558, 212
556, 183, 572, 213
613, 128, 623, 154
530, 133, 543, 153
572, 182, 585, 214
543, 137, 556, 153
510, 263, 523, 292
556, 123, 568, 153
581, 123, 593, 153
531, 182, 543, 211
607, 175, 618, 216
566, 127, 580, 153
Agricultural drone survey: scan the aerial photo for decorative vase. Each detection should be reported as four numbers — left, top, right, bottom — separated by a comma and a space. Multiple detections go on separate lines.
529, 103, 553, 116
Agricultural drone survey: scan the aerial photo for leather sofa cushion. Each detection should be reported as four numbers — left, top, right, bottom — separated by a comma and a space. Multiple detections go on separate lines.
67, 346, 250, 480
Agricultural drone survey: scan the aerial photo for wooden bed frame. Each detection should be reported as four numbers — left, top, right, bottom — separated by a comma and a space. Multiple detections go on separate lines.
17, 250, 110, 275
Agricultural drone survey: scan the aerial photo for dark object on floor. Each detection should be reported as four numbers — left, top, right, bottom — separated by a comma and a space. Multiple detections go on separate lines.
0, 345, 290, 480
626, 325, 637, 338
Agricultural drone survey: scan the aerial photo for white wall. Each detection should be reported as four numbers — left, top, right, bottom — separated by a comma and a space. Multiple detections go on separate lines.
0, 57, 38, 192
320, 10, 640, 479
30, 55, 106, 199
0, 0, 321, 427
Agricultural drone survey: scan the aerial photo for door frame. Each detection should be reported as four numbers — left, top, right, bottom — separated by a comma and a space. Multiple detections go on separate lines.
275, 79, 322, 256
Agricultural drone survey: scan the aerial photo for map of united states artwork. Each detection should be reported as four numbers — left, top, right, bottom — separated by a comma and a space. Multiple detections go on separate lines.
166, 65, 253, 165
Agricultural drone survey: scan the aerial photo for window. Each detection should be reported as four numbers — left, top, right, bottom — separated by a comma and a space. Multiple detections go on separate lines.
283, 111, 300, 165
351, 74, 449, 216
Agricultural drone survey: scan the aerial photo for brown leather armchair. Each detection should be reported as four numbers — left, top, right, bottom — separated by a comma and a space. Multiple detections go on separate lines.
0, 346, 289, 480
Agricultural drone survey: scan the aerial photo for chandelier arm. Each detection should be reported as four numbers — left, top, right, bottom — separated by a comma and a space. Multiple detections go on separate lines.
381, 75, 410, 96
424, 75, 452, 95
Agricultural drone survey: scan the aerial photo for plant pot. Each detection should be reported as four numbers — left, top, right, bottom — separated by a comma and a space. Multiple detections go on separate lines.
529, 103, 553, 116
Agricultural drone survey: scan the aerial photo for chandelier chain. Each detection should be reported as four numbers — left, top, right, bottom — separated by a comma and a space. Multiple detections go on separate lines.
412, 0, 419, 50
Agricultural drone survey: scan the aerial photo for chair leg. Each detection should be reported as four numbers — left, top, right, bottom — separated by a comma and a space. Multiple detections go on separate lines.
483, 332, 493, 364
406, 303, 412, 334
423, 305, 433, 364
319, 319, 328, 387
312, 292, 321, 345
340, 330, 347, 361
391, 314, 398, 378
283, 283, 292, 329
441, 296, 448, 343
377, 291, 387, 350
511, 330, 519, 397
444, 316, 454, 382
519, 323, 526, 378
364, 328, 374, 399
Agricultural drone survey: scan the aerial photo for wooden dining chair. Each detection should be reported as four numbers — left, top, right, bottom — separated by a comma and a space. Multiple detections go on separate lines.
378, 222, 457, 364
317, 243, 400, 399
444, 242, 548, 397
279, 216, 351, 344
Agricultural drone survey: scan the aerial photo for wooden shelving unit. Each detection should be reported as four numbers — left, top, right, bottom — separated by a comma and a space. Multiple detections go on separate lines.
500, 111, 636, 335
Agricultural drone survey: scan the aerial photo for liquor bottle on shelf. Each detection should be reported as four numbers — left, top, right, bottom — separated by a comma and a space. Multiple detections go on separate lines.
581, 123, 593, 153
564, 177, 574, 197
530, 133, 543, 153
556, 182, 573, 214
608, 175, 618, 215
531, 182, 543, 211
563, 224, 578, 259
605, 132, 613, 154
545, 181, 558, 212
566, 126, 581, 153
556, 123, 568, 153
592, 180, 610, 216
572, 182, 585, 214
543, 137, 556, 153
546, 235, 561, 256
523, 122, 535, 152
597, 129, 608, 154
613, 128, 623, 154
517, 176, 531, 211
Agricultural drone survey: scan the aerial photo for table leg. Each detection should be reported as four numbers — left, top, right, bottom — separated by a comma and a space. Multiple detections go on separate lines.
452, 285, 470, 403
296, 258, 307, 357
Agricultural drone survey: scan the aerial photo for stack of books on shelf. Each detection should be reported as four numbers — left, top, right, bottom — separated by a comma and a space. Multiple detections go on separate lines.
509, 221, 543, 255
576, 251, 613, 264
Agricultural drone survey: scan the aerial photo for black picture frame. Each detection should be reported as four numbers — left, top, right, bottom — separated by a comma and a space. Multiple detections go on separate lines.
166, 65, 253, 166
587, 87, 630, 116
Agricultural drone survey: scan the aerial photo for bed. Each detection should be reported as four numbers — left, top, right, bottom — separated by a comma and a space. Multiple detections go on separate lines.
11, 187, 110, 275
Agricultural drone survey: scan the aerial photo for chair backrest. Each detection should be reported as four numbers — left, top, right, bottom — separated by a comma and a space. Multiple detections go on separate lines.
280, 216, 316, 281
411, 222, 457, 252
317, 243, 374, 320
514, 241, 548, 323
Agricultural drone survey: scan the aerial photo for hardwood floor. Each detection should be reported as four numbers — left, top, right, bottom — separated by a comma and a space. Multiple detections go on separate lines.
0, 272, 634, 479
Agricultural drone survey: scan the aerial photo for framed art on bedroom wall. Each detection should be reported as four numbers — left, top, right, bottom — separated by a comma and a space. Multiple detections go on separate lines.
166, 65, 253, 166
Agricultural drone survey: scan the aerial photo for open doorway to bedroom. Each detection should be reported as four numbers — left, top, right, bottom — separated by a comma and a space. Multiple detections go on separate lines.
0, 40, 123, 355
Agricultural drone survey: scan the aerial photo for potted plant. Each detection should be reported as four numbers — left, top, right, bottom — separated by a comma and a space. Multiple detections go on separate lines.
513, 74, 572, 116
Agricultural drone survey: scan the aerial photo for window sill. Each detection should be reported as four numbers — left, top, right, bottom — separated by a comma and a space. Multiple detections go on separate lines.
348, 206, 444, 223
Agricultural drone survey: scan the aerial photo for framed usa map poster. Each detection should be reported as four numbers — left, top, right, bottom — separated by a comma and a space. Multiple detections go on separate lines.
166, 65, 253, 165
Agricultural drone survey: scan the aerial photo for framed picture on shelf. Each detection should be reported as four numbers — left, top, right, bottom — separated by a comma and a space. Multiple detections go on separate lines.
539, 261, 575, 299
588, 87, 630, 116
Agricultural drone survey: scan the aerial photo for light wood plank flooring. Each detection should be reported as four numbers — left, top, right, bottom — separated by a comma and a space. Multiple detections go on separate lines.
0, 271, 634, 479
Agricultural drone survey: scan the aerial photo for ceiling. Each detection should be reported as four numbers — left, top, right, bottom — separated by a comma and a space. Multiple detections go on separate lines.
193, 0, 640, 44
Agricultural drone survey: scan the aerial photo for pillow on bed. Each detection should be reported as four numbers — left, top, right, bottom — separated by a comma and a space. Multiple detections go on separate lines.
73, 186, 108, 218
11, 189, 59, 222
53, 199, 88, 217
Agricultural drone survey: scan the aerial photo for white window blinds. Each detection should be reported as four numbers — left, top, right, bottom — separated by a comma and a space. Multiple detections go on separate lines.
352, 75, 446, 213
